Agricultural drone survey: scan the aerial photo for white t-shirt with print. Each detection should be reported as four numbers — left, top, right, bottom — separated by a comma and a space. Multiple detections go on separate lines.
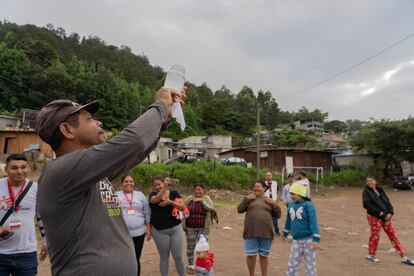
0, 177, 38, 254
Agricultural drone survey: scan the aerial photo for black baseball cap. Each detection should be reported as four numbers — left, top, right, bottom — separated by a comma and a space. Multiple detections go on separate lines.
36, 99, 100, 144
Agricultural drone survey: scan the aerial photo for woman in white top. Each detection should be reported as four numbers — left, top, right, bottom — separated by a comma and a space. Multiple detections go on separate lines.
117, 175, 151, 276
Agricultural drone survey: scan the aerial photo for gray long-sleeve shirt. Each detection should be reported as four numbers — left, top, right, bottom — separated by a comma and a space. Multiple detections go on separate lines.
37, 101, 167, 276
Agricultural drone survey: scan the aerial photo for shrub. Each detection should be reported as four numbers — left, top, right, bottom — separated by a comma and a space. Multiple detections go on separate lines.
121, 161, 276, 191
113, 161, 375, 191
323, 169, 369, 187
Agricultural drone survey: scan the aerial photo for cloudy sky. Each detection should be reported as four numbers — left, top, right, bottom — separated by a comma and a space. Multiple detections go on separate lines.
1, 0, 413, 121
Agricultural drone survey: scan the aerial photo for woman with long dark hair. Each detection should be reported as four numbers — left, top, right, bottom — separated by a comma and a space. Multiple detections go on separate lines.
363, 176, 414, 265
149, 176, 186, 276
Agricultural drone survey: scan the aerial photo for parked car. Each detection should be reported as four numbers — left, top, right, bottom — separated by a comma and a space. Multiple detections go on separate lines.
221, 157, 247, 167
163, 154, 200, 164
393, 176, 414, 190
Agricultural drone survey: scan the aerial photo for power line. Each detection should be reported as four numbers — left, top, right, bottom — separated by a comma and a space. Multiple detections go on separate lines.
279, 32, 414, 101
0, 75, 41, 94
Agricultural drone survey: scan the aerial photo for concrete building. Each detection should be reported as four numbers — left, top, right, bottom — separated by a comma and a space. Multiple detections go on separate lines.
175, 135, 232, 159
0, 109, 39, 131
0, 115, 18, 130
151, 135, 233, 163
293, 120, 324, 135
154, 137, 175, 162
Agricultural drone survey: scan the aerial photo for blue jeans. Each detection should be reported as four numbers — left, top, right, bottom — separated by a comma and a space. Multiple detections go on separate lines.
0, 252, 37, 276
272, 215, 280, 234
244, 237, 272, 257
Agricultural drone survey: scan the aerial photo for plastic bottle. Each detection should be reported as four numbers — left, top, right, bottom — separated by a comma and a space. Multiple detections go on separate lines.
163, 65, 186, 130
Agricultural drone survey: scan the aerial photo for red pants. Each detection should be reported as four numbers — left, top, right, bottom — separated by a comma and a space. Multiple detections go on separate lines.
367, 215, 405, 256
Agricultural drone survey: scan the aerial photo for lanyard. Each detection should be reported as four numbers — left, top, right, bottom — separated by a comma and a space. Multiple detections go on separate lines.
124, 192, 134, 208
7, 178, 26, 212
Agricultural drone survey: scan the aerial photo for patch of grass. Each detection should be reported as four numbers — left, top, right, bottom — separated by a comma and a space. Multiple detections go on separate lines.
213, 200, 240, 210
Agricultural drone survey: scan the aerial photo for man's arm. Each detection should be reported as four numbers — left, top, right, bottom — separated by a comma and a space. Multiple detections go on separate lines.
40, 88, 184, 200
44, 104, 171, 201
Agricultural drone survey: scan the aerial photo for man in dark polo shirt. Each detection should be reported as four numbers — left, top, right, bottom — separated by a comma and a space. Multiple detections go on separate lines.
35, 87, 185, 276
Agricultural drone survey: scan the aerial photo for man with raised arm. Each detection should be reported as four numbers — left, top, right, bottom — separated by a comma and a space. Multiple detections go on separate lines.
35, 87, 185, 276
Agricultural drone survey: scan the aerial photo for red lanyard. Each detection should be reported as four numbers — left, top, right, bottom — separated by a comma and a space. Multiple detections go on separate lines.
7, 178, 26, 212
124, 192, 134, 208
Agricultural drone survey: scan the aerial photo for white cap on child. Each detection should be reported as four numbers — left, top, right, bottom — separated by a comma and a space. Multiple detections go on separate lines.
195, 235, 209, 252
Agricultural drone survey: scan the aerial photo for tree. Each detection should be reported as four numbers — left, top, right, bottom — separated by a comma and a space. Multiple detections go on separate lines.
346, 119, 365, 133
257, 90, 280, 130
324, 120, 348, 134
293, 107, 328, 123
0, 21, 337, 143
196, 82, 213, 104
15, 39, 57, 67
270, 129, 319, 149
235, 86, 256, 114
0, 43, 31, 111
350, 118, 414, 175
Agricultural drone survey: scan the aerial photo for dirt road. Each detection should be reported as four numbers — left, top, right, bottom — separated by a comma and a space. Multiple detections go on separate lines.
38, 187, 414, 275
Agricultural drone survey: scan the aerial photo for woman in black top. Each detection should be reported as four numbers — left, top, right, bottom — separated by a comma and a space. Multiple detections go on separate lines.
363, 176, 413, 265
149, 176, 186, 276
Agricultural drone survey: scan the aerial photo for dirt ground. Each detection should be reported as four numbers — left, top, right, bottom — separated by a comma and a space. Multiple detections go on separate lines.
37, 187, 414, 276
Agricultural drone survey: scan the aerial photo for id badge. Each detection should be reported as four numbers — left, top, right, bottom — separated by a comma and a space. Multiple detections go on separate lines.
127, 208, 135, 215
9, 220, 22, 229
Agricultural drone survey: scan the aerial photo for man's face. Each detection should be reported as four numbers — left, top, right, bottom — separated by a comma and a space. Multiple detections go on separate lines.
265, 172, 272, 182
5, 160, 29, 185
288, 176, 294, 184
72, 110, 105, 147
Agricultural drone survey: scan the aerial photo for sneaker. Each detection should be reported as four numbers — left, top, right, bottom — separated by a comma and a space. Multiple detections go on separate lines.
401, 257, 414, 266
367, 255, 380, 262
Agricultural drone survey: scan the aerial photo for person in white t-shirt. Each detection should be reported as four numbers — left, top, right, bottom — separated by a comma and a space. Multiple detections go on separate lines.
116, 175, 151, 276
0, 153, 48, 276
264, 171, 281, 235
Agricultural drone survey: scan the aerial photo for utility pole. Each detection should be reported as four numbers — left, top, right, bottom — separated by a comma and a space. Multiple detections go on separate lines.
256, 103, 260, 180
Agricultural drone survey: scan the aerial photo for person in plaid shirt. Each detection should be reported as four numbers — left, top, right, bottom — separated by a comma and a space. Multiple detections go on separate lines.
184, 184, 215, 274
